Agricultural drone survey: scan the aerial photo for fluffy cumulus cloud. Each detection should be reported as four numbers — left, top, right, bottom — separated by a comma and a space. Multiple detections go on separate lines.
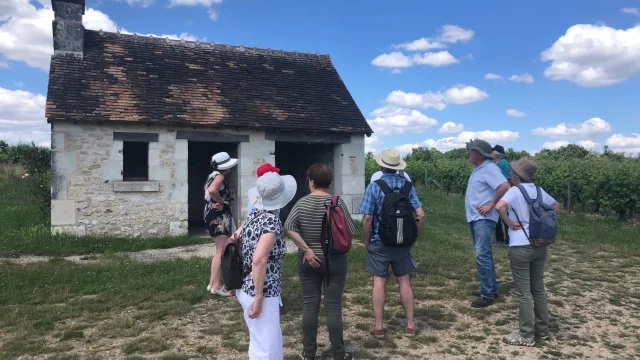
0, 0, 199, 71
0, 87, 49, 146
367, 107, 438, 135
385, 85, 488, 110
541, 24, 640, 87
532, 117, 612, 139
373, 24, 473, 71
365, 135, 383, 153
542, 140, 601, 152
506, 109, 527, 117
605, 134, 640, 155
438, 122, 464, 134
396, 130, 519, 153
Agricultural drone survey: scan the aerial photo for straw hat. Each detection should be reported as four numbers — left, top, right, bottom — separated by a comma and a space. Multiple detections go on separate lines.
248, 172, 297, 211
511, 158, 538, 183
375, 149, 406, 171
466, 139, 493, 158
210, 152, 238, 171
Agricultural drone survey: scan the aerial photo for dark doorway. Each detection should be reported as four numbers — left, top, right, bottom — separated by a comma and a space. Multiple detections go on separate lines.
188, 142, 239, 232
274, 142, 335, 222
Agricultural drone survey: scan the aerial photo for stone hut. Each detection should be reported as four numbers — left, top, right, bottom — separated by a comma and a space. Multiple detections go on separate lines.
46, 0, 372, 237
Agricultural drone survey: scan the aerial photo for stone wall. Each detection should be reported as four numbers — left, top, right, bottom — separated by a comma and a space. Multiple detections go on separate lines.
50, 121, 366, 237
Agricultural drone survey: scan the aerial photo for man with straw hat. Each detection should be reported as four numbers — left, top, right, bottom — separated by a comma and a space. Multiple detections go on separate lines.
360, 149, 425, 338
465, 139, 510, 308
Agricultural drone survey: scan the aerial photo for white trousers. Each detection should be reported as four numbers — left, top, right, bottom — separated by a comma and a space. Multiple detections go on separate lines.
237, 290, 283, 360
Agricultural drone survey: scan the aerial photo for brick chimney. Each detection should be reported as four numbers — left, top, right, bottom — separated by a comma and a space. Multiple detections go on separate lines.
51, 0, 85, 57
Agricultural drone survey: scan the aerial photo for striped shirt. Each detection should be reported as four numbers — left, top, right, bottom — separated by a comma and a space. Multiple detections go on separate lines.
284, 195, 357, 257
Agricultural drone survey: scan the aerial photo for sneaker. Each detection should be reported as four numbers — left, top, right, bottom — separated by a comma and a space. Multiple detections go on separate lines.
300, 351, 313, 360
471, 297, 494, 308
471, 291, 499, 299
344, 352, 354, 360
503, 333, 535, 347
536, 332, 552, 341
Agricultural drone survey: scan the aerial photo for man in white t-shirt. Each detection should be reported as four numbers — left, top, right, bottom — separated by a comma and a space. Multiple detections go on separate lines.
495, 158, 559, 347
370, 170, 411, 183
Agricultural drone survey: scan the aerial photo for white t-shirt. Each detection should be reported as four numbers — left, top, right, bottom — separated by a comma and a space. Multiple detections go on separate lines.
500, 184, 556, 247
371, 171, 411, 183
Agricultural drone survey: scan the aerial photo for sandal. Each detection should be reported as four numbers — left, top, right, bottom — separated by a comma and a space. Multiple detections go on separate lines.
369, 326, 384, 339
211, 287, 233, 297
405, 326, 418, 338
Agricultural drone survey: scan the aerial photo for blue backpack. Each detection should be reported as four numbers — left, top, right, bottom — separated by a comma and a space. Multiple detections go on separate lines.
512, 185, 557, 247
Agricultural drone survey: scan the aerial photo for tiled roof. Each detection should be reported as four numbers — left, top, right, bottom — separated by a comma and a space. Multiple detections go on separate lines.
46, 30, 372, 134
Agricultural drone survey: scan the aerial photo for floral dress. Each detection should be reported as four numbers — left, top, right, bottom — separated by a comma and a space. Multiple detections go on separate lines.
240, 210, 287, 298
204, 171, 234, 237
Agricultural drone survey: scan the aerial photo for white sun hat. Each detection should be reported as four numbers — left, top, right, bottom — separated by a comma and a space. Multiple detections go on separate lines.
210, 152, 238, 171
248, 172, 297, 211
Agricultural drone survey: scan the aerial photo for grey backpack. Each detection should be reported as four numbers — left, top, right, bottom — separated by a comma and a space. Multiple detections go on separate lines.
512, 185, 557, 247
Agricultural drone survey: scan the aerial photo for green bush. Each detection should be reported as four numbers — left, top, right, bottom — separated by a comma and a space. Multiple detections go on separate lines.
0, 141, 51, 215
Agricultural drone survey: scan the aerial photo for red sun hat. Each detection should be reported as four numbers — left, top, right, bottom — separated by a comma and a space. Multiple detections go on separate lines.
256, 163, 280, 177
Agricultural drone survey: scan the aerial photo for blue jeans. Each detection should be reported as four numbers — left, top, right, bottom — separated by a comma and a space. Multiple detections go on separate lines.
470, 220, 499, 300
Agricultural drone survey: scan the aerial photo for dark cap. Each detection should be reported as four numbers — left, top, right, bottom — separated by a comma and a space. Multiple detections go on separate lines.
492, 145, 506, 154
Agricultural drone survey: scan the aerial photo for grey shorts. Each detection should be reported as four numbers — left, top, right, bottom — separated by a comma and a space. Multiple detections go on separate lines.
365, 241, 416, 278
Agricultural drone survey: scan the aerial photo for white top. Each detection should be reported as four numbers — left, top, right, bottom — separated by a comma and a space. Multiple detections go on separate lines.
500, 184, 556, 247
370, 171, 411, 183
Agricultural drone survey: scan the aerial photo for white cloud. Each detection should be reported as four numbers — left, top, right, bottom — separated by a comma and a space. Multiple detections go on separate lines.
364, 135, 383, 154
506, 109, 527, 117
620, 7, 639, 15
391, 69, 402, 75
484, 73, 504, 81
385, 85, 488, 110
208, 9, 218, 21
576, 140, 600, 151
371, 52, 413, 68
0, 87, 49, 145
121, 0, 155, 7
393, 24, 474, 51
394, 38, 444, 52
438, 122, 464, 134
0, 60, 7, 68
541, 24, 640, 87
396, 130, 519, 153
0, 1, 200, 71
605, 134, 640, 155
509, 73, 534, 83
367, 107, 438, 135
412, 51, 459, 67
532, 117, 612, 139
542, 141, 570, 150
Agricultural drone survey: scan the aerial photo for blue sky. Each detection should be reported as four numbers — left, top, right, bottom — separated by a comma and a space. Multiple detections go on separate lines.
1, 0, 639, 155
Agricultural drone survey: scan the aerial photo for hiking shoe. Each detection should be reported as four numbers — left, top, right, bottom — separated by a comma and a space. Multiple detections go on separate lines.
344, 352, 354, 360
368, 326, 384, 339
503, 333, 535, 347
536, 332, 552, 341
300, 351, 314, 360
471, 291, 499, 299
471, 297, 494, 308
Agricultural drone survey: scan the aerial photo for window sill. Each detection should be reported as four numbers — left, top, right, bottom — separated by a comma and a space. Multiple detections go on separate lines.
113, 181, 160, 192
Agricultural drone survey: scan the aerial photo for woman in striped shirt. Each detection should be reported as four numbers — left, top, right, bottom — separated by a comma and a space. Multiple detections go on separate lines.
284, 163, 356, 360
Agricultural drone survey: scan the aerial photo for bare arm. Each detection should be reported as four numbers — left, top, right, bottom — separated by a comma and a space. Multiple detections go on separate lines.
286, 230, 312, 253
251, 232, 276, 300
363, 215, 373, 248
551, 201, 560, 211
415, 207, 425, 239
496, 200, 520, 230
207, 174, 225, 205
478, 181, 511, 215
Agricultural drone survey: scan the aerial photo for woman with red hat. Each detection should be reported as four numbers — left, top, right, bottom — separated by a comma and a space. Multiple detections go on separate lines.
247, 163, 280, 214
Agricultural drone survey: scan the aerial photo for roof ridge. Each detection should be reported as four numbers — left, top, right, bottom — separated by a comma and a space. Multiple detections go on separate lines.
85, 29, 331, 59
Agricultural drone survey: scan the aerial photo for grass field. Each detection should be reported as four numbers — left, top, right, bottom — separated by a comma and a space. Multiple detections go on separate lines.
1, 166, 640, 359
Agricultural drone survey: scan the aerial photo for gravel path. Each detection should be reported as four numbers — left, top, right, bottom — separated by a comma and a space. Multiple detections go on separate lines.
1, 241, 300, 265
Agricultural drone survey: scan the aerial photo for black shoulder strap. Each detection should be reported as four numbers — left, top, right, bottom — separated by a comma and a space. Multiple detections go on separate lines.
511, 209, 530, 240
374, 179, 393, 195
400, 180, 413, 196
535, 185, 542, 204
